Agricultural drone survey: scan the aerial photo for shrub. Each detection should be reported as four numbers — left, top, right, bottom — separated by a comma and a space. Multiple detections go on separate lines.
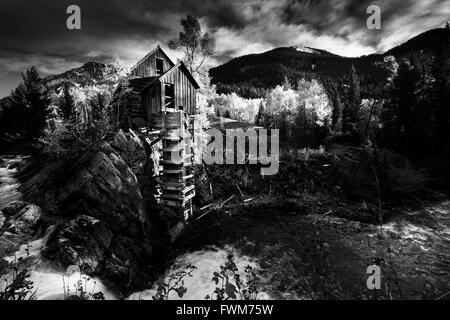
206, 254, 259, 300
0, 246, 36, 300
335, 147, 428, 203
40, 93, 117, 160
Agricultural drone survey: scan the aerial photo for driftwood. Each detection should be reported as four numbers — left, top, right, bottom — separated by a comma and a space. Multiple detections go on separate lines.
236, 184, 244, 197
195, 195, 235, 221
243, 197, 254, 203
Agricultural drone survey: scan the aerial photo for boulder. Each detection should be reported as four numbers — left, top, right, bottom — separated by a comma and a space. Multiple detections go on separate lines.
0, 211, 4, 230
56, 152, 150, 232
110, 129, 145, 167
0, 203, 43, 257
0, 232, 23, 257
11, 149, 164, 293
7, 204, 43, 236
1, 200, 28, 217
43, 215, 114, 274
35, 151, 160, 293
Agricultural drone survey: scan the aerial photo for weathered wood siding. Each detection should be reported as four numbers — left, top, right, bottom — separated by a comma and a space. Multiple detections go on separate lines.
157, 67, 197, 114
127, 47, 197, 126
143, 84, 161, 119
131, 48, 173, 78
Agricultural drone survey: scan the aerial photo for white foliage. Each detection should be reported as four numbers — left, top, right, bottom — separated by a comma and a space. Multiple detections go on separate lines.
265, 79, 332, 126
213, 93, 264, 123
297, 79, 332, 126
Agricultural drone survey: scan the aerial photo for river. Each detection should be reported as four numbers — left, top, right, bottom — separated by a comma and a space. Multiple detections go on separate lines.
0, 155, 25, 209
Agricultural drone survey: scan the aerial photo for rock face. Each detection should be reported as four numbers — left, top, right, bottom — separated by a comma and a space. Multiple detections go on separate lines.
7, 204, 43, 236
44, 215, 114, 274
110, 129, 146, 168
17, 149, 162, 294
0, 212, 4, 230
56, 152, 150, 231
0, 203, 44, 257
1, 201, 28, 217
0, 197, 43, 242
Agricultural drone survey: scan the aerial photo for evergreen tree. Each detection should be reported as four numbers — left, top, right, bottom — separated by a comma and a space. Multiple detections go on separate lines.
91, 93, 105, 123
255, 102, 264, 126
9, 67, 50, 139
341, 65, 361, 142
431, 44, 450, 152
60, 83, 75, 121
4, 84, 28, 137
381, 61, 419, 154
412, 54, 438, 152
224, 109, 231, 118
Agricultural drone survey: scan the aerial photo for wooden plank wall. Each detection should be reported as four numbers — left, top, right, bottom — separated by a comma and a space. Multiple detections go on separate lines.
143, 85, 162, 119
158, 68, 197, 114
131, 49, 173, 78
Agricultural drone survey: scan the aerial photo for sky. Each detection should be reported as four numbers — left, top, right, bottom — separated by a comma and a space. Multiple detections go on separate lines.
0, 0, 449, 97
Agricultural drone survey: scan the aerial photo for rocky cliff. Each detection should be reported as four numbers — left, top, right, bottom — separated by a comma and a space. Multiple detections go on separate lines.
0, 132, 166, 295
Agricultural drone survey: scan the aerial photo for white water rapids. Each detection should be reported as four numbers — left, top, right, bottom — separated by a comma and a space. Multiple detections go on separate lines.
0, 156, 113, 300
128, 246, 272, 300
0, 225, 116, 300
0, 156, 24, 209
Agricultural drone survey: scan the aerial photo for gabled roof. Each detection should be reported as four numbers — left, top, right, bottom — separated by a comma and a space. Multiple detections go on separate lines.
130, 45, 175, 73
139, 61, 200, 92
161, 61, 200, 89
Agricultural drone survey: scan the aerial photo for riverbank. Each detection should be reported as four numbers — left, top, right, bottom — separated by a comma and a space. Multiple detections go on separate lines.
1, 153, 449, 300
157, 194, 450, 300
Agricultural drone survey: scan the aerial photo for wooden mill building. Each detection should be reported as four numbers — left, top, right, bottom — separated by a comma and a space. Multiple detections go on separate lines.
117, 46, 199, 234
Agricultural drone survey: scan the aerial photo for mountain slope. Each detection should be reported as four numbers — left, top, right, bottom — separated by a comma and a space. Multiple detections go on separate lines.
0, 61, 119, 109
385, 28, 450, 57
44, 61, 120, 92
210, 28, 450, 99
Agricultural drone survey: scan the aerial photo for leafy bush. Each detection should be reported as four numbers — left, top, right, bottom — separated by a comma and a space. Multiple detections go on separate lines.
0, 246, 36, 301
197, 146, 336, 206
206, 254, 259, 300
335, 147, 428, 203
63, 273, 105, 300
149, 255, 260, 300
152, 265, 197, 300
40, 90, 117, 160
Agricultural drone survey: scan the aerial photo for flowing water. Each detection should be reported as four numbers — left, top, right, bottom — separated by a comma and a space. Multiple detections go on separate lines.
0, 155, 25, 209
0, 226, 116, 300
0, 155, 114, 300
128, 245, 272, 300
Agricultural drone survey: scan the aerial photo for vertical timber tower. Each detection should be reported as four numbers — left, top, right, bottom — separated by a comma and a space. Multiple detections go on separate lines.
116, 46, 198, 238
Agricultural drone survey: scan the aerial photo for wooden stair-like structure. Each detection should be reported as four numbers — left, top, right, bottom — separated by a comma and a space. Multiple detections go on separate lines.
150, 111, 195, 221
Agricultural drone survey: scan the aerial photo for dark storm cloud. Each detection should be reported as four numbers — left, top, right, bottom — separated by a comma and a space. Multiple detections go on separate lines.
0, 0, 246, 46
281, 0, 411, 32
0, 0, 247, 72
0, 0, 448, 97
280, 0, 381, 45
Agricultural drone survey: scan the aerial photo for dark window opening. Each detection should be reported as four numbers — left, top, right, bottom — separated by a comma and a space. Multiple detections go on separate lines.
156, 58, 164, 75
164, 83, 175, 109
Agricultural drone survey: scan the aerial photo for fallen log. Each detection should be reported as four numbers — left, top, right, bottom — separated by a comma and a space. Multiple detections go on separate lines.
195, 195, 236, 221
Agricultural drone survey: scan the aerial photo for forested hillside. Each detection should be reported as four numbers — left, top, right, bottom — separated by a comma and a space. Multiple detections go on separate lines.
210, 28, 450, 100
208, 28, 450, 163
0, 61, 123, 145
